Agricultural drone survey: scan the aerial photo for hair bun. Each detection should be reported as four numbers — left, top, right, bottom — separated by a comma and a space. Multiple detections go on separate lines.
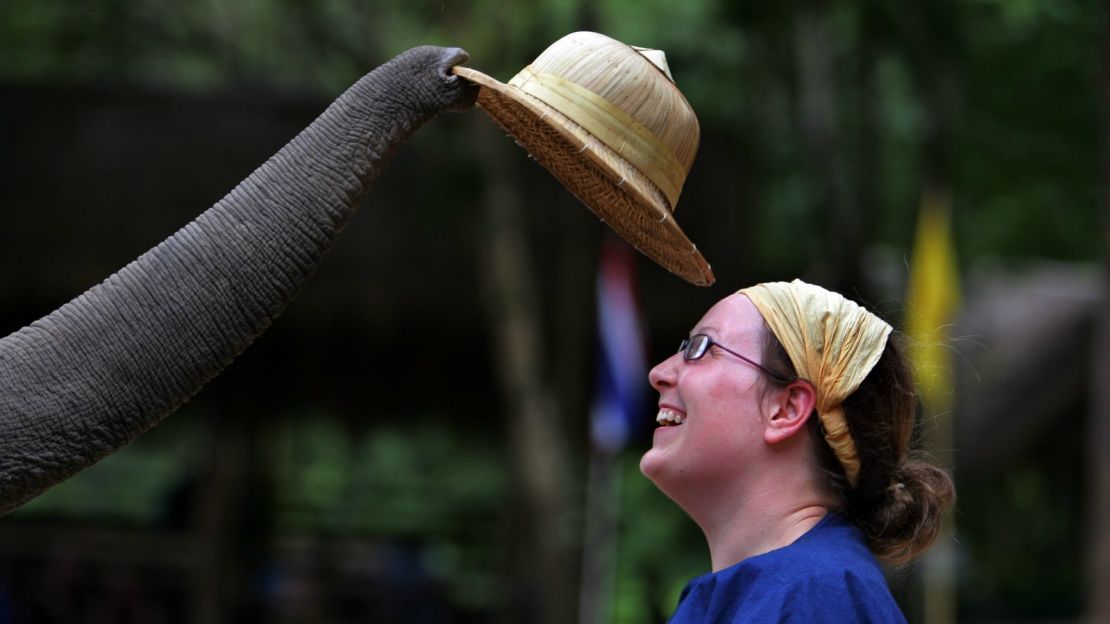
861, 453, 956, 565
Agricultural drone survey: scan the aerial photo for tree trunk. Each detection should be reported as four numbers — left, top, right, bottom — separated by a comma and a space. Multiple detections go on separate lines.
793, 0, 858, 292
473, 122, 576, 624
1089, 1, 1110, 618
193, 408, 248, 624
855, 0, 881, 265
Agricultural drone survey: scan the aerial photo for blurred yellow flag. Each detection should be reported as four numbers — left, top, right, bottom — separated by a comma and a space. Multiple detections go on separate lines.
906, 189, 960, 406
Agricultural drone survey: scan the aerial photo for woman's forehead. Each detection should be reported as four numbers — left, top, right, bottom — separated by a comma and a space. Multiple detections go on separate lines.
694, 293, 765, 341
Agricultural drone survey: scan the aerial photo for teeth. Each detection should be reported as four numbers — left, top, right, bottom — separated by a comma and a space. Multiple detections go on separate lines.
656, 408, 686, 426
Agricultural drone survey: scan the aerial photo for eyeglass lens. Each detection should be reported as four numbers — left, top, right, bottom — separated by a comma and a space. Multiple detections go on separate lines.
679, 335, 710, 360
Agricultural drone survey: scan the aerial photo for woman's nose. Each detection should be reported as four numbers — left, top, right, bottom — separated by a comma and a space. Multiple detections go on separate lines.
648, 352, 681, 391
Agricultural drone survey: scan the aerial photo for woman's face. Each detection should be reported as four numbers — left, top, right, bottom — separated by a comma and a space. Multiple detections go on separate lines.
640, 293, 775, 502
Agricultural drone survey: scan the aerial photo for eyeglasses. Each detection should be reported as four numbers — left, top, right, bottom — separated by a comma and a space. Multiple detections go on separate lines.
678, 334, 795, 384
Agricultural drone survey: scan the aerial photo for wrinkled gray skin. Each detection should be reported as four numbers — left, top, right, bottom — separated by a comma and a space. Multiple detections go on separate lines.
0, 46, 477, 515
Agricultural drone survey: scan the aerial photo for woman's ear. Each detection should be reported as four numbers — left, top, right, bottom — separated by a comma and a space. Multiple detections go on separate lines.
763, 380, 817, 445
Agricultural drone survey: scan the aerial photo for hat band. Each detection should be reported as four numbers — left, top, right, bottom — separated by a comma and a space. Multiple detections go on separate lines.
509, 66, 686, 210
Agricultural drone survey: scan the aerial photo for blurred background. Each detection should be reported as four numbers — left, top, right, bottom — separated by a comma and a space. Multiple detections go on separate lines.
0, 0, 1105, 622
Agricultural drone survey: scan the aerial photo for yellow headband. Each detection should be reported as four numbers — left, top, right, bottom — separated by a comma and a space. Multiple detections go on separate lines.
739, 279, 892, 486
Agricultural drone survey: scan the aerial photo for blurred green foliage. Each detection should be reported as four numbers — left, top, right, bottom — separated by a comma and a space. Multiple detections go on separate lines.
1, 0, 1100, 266
268, 415, 512, 611
1, 0, 1103, 622
610, 455, 706, 623
958, 422, 1087, 619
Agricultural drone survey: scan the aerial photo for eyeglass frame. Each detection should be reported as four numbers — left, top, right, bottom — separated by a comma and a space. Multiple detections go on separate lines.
678, 334, 796, 385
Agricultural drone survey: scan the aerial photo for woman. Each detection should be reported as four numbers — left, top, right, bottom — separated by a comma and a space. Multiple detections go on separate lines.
642, 279, 955, 623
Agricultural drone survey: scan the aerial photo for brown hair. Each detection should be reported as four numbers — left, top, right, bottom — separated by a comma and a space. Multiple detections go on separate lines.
762, 327, 956, 566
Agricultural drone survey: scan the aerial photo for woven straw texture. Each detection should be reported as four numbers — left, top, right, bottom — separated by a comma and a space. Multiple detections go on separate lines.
527, 34, 700, 177
454, 32, 714, 286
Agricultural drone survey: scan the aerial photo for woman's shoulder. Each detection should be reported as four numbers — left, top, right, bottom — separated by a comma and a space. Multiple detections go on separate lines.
747, 512, 879, 576
672, 514, 905, 623
738, 513, 893, 597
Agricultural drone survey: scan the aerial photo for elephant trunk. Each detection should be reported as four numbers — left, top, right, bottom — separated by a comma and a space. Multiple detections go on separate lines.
0, 46, 476, 514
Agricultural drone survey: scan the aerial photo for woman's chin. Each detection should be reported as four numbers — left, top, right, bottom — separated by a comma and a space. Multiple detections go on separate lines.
639, 436, 674, 481
640, 446, 690, 508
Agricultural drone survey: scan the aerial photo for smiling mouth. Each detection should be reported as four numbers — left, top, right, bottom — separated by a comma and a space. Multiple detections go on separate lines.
656, 408, 686, 426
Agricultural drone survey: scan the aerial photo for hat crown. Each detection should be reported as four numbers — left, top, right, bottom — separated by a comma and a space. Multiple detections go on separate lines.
454, 31, 715, 285
526, 32, 700, 173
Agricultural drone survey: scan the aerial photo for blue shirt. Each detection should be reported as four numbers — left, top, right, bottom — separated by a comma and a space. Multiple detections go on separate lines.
668, 514, 906, 623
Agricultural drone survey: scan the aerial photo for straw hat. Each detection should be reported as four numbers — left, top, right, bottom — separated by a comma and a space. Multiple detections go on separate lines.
454, 31, 714, 286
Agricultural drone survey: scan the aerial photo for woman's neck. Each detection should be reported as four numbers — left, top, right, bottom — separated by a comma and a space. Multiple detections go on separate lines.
693, 483, 833, 572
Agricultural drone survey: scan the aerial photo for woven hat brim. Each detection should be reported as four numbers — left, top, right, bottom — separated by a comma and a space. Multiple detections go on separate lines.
454, 66, 714, 287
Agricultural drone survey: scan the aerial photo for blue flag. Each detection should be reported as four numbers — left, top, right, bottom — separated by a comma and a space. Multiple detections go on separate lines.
590, 236, 648, 454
